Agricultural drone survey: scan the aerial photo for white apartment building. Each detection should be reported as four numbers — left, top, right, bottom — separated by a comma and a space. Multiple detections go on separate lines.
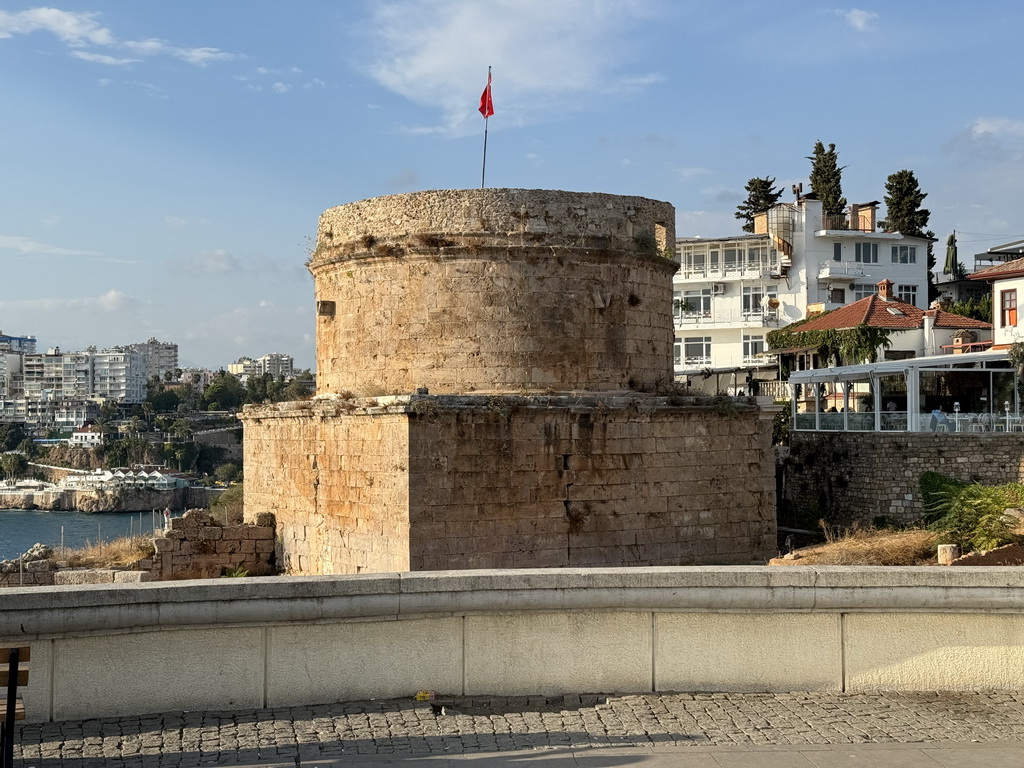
228, 354, 295, 380
125, 338, 179, 381
0, 354, 22, 399
92, 349, 147, 403
21, 349, 93, 400
258, 353, 294, 378
673, 196, 930, 385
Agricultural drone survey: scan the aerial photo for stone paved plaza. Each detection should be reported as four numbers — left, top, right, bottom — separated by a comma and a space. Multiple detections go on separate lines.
13, 691, 1024, 767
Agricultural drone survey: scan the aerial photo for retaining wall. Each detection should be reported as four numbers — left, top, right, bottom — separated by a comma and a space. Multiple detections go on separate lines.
784, 431, 1024, 525
7, 567, 1024, 723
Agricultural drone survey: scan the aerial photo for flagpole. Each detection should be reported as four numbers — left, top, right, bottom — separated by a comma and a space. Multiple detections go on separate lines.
480, 66, 492, 188
481, 117, 489, 188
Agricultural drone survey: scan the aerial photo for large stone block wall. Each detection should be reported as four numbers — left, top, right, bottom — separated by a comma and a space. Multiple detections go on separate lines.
409, 400, 777, 568
242, 394, 778, 574
784, 432, 1024, 526
309, 189, 677, 395
242, 400, 411, 574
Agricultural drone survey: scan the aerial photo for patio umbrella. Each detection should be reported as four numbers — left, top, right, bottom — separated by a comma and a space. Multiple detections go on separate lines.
943, 231, 958, 275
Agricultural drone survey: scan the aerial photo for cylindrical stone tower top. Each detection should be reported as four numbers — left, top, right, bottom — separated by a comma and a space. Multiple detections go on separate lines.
309, 188, 677, 395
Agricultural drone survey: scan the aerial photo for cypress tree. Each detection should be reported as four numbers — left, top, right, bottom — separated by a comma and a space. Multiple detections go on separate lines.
735, 176, 784, 233
880, 169, 930, 236
807, 141, 847, 216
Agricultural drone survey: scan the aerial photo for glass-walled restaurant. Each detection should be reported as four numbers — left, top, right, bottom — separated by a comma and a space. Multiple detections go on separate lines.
789, 351, 1020, 433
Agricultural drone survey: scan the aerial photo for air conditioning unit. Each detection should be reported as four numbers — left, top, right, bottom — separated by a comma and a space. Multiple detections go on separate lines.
711, 282, 726, 295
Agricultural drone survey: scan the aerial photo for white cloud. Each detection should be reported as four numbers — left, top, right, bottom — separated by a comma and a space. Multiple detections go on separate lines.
0, 8, 114, 46
186, 249, 240, 275
969, 117, 1024, 139
840, 8, 879, 32
0, 235, 101, 257
361, 0, 661, 136
271, 82, 290, 93
0, 9, 237, 69
0, 289, 141, 314
71, 50, 138, 66
120, 38, 236, 67
304, 78, 326, 90
676, 167, 710, 179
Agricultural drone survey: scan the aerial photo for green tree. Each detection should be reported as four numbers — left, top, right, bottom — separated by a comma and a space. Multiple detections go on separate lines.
807, 141, 847, 216
203, 372, 246, 411
214, 462, 242, 484
0, 423, 26, 452
169, 419, 193, 439
880, 170, 930, 236
0, 453, 27, 480
734, 176, 783, 233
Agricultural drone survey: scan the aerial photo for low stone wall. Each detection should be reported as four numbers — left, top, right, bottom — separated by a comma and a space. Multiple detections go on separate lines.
0, 510, 276, 587
783, 432, 1024, 526
151, 509, 276, 579
7, 567, 1024, 723
0, 486, 217, 512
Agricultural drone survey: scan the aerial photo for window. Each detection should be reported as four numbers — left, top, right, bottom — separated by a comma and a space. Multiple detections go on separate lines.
852, 283, 875, 300
680, 288, 712, 316
1001, 289, 1018, 328
833, 242, 842, 261
897, 284, 918, 305
747, 244, 768, 267
673, 341, 682, 367
724, 248, 741, 272
743, 334, 765, 362
829, 287, 846, 304
855, 243, 878, 263
672, 290, 682, 319
683, 336, 712, 364
892, 245, 917, 264
742, 285, 777, 315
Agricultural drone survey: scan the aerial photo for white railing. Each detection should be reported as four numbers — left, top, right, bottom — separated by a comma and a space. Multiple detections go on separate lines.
675, 310, 781, 328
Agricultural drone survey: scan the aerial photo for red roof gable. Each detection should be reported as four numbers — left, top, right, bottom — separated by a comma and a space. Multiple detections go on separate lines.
792, 295, 991, 332
969, 256, 1024, 281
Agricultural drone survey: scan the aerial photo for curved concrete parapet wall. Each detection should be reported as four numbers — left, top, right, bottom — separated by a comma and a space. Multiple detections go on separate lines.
7, 566, 1024, 722
309, 189, 677, 395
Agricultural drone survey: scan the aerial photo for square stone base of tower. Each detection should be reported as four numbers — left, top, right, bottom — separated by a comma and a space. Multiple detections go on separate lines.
239, 394, 777, 574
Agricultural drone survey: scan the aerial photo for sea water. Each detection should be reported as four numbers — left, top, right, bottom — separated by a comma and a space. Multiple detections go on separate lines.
0, 508, 162, 560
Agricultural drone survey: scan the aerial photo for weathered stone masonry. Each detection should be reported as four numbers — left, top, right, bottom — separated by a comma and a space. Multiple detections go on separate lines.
243, 394, 777, 573
784, 432, 1024, 526
241, 188, 778, 573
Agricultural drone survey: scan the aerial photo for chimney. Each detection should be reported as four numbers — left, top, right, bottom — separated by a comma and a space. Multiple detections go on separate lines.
877, 278, 894, 300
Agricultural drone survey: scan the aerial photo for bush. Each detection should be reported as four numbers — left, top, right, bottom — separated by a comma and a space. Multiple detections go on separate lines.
926, 482, 1024, 552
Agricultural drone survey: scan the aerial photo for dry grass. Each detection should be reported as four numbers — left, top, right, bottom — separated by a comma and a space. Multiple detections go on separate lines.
782, 526, 940, 566
57, 536, 155, 568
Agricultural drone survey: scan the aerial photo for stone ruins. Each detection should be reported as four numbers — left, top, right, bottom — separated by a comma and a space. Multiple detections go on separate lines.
240, 188, 776, 573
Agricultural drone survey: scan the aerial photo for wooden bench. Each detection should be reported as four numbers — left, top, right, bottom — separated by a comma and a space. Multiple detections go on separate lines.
1, 646, 29, 768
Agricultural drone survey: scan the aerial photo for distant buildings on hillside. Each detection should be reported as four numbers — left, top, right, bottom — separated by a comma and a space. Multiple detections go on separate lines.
226, 353, 294, 382
0, 334, 305, 432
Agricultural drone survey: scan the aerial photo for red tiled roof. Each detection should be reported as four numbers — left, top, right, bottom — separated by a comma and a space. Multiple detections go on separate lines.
969, 256, 1024, 281
793, 295, 991, 332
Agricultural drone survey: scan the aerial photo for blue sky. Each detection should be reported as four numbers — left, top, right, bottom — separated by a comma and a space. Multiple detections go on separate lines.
2, 1, 1023, 369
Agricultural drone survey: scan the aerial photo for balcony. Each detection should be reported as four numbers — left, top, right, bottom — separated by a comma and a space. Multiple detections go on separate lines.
817, 263, 865, 281
817, 214, 873, 232
675, 309, 781, 329
676, 260, 781, 282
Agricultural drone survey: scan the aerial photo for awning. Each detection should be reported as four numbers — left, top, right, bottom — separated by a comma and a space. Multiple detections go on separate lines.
787, 350, 1009, 385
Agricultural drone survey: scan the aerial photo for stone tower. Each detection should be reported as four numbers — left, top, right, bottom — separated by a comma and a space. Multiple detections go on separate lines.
240, 189, 776, 574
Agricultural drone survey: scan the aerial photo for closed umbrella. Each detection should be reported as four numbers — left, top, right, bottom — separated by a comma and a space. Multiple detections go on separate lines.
943, 231, 958, 275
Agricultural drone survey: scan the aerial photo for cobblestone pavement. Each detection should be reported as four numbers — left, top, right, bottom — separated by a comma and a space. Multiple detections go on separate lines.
14, 691, 1024, 767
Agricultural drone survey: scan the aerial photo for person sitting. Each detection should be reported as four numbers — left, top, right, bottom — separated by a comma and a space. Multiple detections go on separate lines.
930, 406, 949, 431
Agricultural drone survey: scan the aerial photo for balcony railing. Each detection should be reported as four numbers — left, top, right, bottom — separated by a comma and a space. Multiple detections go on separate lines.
674, 309, 781, 328
677, 261, 780, 281
817, 214, 873, 233
817, 263, 865, 281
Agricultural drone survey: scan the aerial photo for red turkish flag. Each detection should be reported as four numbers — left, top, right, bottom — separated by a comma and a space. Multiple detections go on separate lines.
479, 70, 494, 118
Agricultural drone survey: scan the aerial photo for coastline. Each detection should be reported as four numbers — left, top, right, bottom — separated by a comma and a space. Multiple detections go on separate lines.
0, 486, 220, 513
